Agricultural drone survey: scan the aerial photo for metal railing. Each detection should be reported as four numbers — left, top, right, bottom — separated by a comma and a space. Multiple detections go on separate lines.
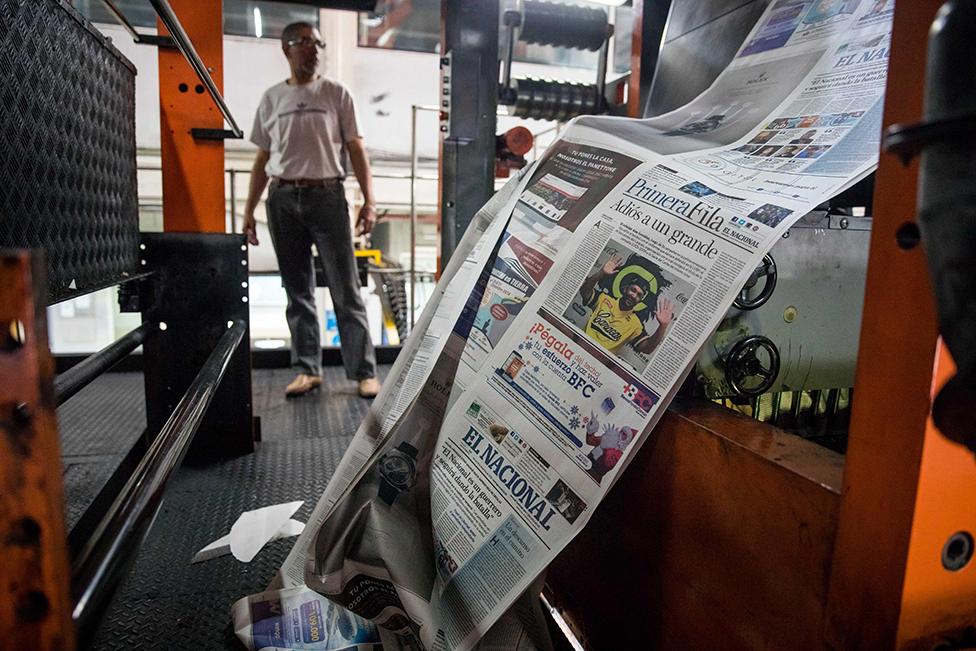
101, 0, 243, 138
70, 319, 247, 637
411, 104, 439, 326
97, 0, 174, 47
148, 0, 244, 138
54, 321, 158, 406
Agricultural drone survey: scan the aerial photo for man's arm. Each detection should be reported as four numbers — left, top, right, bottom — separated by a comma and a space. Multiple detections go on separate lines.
243, 149, 271, 246
580, 254, 623, 306
347, 137, 377, 236
633, 297, 675, 355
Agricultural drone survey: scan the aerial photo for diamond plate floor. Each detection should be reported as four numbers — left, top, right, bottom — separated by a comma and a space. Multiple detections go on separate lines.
56, 365, 390, 649
254, 367, 390, 442
89, 436, 354, 650
59, 373, 147, 530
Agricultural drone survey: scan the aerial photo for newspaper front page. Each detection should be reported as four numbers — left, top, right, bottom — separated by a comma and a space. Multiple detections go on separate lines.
238, 2, 894, 650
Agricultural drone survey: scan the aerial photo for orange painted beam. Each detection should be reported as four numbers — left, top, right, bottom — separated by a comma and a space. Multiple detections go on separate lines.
158, 0, 226, 233
627, 0, 644, 118
824, 2, 948, 649
897, 344, 976, 650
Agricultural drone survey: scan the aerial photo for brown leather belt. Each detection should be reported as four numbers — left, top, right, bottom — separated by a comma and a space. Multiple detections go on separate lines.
274, 177, 343, 188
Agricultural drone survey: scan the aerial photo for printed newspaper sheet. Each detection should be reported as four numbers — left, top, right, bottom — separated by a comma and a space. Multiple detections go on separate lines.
235, 2, 894, 649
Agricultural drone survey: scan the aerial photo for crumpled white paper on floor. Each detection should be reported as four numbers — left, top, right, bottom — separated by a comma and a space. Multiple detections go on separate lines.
192, 501, 305, 564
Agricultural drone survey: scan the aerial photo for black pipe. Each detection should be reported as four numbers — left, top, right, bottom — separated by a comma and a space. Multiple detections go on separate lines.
70, 320, 247, 637
54, 322, 156, 406
148, 0, 244, 138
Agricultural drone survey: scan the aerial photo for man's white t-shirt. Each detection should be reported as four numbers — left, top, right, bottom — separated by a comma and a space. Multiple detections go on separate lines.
250, 77, 362, 180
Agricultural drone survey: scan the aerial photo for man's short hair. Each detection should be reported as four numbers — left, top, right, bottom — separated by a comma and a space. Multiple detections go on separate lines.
281, 21, 314, 48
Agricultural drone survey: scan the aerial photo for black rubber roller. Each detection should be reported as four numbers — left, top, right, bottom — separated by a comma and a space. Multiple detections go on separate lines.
518, 0, 608, 52
512, 77, 601, 121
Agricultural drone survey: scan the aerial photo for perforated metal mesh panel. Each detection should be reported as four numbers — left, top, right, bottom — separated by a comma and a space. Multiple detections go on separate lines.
0, 0, 139, 303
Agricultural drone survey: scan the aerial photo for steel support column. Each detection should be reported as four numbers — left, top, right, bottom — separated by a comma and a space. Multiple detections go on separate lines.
438, 0, 499, 266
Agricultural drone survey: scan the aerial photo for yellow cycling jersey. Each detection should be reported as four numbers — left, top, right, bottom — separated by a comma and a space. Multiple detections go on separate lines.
584, 291, 645, 353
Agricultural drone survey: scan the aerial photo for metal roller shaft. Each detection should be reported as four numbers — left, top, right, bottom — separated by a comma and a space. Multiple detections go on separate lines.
512, 77, 601, 122
518, 0, 608, 52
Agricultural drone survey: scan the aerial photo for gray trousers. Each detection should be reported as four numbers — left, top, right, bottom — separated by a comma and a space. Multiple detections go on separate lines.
266, 182, 376, 380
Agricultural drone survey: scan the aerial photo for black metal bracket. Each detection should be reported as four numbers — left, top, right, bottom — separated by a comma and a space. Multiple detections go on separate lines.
190, 128, 244, 141
140, 233, 254, 460
117, 273, 155, 313
135, 33, 176, 48
883, 113, 976, 164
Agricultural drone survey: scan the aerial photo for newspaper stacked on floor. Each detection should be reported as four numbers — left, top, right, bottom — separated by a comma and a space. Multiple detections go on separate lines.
234, 1, 894, 649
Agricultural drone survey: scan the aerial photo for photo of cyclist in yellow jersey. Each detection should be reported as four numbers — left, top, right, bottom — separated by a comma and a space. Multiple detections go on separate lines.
579, 254, 674, 356
562, 241, 692, 373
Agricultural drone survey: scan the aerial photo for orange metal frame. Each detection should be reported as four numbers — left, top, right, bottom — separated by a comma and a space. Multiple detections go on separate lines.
157, 0, 226, 233
826, 1, 976, 648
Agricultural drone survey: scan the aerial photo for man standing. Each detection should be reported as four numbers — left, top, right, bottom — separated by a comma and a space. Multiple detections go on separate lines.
579, 254, 674, 356
243, 21, 379, 398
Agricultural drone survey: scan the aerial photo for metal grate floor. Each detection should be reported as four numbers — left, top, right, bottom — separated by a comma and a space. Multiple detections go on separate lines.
56, 365, 390, 649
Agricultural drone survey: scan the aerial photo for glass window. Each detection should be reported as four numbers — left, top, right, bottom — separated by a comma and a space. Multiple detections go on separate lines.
358, 0, 440, 53
613, 5, 633, 74
357, 0, 631, 73
223, 0, 319, 39
73, 0, 156, 28
71, 0, 318, 40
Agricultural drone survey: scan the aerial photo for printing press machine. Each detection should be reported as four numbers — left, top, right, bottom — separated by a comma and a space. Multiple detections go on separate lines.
1, 0, 974, 649
444, 0, 876, 451
442, 1, 976, 649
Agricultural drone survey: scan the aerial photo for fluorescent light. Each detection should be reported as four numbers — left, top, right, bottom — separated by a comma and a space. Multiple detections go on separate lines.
253, 7, 263, 38
254, 339, 287, 350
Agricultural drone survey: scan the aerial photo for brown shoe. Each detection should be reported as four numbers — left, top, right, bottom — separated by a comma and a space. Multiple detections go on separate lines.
285, 373, 322, 397
358, 377, 380, 399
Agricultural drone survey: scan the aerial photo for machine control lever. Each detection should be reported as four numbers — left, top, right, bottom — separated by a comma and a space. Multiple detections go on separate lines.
725, 335, 780, 396
734, 253, 777, 310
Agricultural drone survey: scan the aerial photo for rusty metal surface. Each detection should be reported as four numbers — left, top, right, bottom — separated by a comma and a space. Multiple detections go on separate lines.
0, 252, 74, 649
547, 398, 842, 650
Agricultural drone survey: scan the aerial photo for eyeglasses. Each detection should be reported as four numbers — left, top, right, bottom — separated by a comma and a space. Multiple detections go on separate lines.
286, 36, 326, 49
